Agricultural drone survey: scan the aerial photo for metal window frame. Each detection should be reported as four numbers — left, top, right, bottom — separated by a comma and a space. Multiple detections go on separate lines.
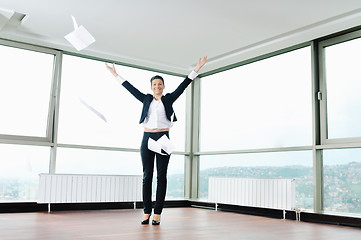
318, 29, 361, 145
184, 76, 201, 199
0, 39, 61, 146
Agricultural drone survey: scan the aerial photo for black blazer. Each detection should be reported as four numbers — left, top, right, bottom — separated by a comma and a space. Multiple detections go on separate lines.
122, 76, 193, 124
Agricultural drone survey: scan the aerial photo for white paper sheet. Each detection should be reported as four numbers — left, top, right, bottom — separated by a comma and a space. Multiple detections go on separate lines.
157, 135, 175, 155
148, 135, 175, 155
79, 98, 107, 122
0, 7, 15, 30
64, 16, 95, 51
148, 138, 164, 155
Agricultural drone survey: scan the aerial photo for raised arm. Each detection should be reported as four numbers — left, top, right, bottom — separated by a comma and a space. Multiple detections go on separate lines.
170, 57, 207, 101
105, 62, 146, 102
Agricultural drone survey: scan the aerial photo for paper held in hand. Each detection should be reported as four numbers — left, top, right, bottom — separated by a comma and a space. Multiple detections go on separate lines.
148, 135, 175, 155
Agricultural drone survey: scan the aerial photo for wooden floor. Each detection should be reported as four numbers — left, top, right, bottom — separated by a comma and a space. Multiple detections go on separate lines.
0, 207, 360, 240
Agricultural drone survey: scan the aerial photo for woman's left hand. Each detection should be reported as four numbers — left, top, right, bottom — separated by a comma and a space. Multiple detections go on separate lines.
194, 56, 207, 73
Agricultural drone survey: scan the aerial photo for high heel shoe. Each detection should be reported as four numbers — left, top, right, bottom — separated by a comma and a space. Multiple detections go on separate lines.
152, 215, 161, 225
141, 214, 151, 225
152, 219, 161, 225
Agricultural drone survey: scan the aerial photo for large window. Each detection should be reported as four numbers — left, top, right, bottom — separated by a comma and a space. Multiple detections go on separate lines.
58, 55, 187, 151
0, 42, 55, 202
324, 148, 361, 214
199, 151, 313, 210
0, 144, 50, 202
0, 44, 54, 137
57, 55, 187, 200
200, 47, 312, 151
322, 35, 361, 140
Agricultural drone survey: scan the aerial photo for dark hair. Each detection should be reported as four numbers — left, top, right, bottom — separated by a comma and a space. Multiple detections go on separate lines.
150, 75, 164, 85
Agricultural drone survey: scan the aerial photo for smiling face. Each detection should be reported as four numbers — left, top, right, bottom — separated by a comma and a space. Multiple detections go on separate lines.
151, 78, 165, 96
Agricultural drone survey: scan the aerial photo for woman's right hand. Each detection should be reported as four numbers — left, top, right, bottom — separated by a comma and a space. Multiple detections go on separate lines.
105, 63, 118, 77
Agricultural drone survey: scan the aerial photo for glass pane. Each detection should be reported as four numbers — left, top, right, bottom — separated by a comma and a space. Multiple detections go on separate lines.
58, 55, 186, 150
0, 144, 50, 202
199, 151, 313, 210
324, 148, 361, 214
163, 154, 184, 200
56, 148, 142, 175
56, 148, 184, 199
200, 47, 312, 151
324, 37, 361, 139
0, 45, 53, 137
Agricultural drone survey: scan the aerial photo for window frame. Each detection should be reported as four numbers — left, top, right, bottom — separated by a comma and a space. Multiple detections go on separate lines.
0, 39, 61, 146
318, 29, 361, 146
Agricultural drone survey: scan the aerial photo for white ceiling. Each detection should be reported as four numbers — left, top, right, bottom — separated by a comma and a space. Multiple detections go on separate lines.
1, 0, 361, 75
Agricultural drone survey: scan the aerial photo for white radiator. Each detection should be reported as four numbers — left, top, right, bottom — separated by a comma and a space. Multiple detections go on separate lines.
38, 174, 142, 210
208, 177, 296, 211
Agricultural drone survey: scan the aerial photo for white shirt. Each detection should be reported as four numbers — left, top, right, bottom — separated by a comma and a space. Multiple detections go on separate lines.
142, 98, 173, 129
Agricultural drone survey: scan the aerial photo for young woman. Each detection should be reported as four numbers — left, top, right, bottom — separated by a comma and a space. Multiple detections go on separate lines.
105, 57, 207, 225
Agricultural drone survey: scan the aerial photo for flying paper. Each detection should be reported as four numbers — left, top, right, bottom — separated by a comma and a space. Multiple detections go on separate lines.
0, 7, 15, 30
79, 98, 107, 122
148, 135, 175, 155
64, 16, 95, 51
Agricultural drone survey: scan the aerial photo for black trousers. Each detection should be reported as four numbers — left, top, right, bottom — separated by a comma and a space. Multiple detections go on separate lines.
140, 131, 170, 214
